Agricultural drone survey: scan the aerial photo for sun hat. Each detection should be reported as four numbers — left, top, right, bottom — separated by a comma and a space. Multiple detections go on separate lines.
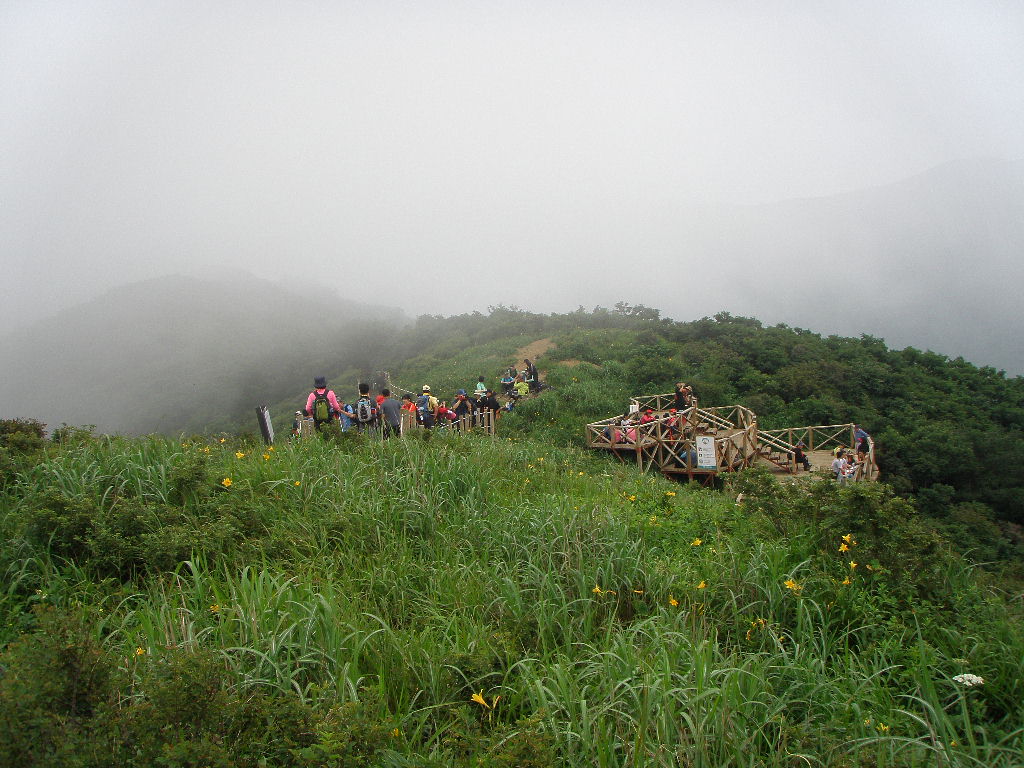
422, 385, 431, 392
314, 376, 326, 388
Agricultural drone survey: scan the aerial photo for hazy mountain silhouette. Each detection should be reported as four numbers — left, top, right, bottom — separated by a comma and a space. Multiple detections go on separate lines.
660, 158, 1024, 373
0, 273, 404, 434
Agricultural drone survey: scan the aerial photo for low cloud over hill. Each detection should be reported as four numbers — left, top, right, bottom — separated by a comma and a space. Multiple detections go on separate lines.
0, 273, 403, 434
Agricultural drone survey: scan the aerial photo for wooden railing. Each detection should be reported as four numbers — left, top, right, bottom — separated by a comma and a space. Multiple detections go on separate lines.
630, 392, 699, 413
586, 404, 878, 482
400, 409, 496, 436
758, 424, 878, 480
758, 424, 856, 452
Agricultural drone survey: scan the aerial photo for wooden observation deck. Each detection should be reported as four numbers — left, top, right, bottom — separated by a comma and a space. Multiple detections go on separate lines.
585, 393, 878, 482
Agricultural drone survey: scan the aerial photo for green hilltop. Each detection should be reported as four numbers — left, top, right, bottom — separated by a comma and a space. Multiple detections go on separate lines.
1, 305, 1023, 767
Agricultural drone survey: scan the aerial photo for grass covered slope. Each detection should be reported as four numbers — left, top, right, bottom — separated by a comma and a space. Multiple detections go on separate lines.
1, 427, 1022, 766
355, 308, 1024, 568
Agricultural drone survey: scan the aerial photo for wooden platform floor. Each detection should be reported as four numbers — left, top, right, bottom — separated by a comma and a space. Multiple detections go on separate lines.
758, 448, 845, 476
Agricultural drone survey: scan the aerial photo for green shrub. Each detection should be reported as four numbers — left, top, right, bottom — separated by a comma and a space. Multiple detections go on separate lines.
24, 490, 98, 562
0, 606, 115, 767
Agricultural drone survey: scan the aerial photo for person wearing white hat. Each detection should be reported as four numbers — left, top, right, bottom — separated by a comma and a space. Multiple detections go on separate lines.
417, 385, 439, 428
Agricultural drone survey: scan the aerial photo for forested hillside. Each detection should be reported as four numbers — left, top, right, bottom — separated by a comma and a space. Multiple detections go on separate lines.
287, 305, 1023, 565
2, 303, 1024, 766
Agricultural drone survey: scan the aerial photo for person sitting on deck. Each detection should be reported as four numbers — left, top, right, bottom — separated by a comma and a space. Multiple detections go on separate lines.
665, 408, 680, 436
793, 441, 812, 472
832, 450, 855, 485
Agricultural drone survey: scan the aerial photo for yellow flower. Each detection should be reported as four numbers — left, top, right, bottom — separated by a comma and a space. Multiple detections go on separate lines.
665, 491, 676, 497
210, 604, 220, 613
697, 580, 707, 589
294, 480, 301, 486
633, 589, 644, 594
784, 579, 803, 594
592, 585, 603, 594
849, 561, 858, 570
951, 740, 958, 747
628, 495, 636, 502
135, 647, 146, 657
668, 594, 678, 607
537, 457, 544, 462
863, 717, 872, 726
235, 451, 245, 459
877, 723, 889, 733
268, 446, 274, 451
691, 538, 703, 546
391, 728, 401, 738
471, 691, 492, 709
203, 446, 210, 454
262, 453, 270, 461
842, 577, 852, 586
221, 477, 232, 487
842, 533, 853, 543
839, 543, 849, 552
578, 471, 585, 476
219, 438, 226, 443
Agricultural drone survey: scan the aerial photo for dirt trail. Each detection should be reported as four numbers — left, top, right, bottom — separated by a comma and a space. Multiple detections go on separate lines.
513, 337, 556, 365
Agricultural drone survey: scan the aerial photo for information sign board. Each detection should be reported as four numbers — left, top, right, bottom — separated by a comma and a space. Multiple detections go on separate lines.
696, 435, 717, 469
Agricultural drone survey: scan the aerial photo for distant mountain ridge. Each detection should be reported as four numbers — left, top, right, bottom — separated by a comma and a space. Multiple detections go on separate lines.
659, 158, 1024, 373
0, 273, 405, 434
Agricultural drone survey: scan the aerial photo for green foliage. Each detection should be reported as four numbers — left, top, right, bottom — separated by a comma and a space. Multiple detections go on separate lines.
0, 606, 115, 767
0, 417, 47, 486
5, 305, 1024, 766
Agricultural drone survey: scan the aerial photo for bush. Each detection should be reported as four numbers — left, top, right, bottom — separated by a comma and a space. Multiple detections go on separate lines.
0, 606, 116, 767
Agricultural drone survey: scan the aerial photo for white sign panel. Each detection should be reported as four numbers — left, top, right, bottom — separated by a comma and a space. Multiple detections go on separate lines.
696, 435, 717, 469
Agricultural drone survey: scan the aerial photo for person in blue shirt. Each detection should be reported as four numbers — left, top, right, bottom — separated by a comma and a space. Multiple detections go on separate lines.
854, 425, 871, 460
337, 401, 355, 431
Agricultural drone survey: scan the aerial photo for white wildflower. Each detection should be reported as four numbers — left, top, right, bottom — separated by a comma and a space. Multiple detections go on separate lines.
952, 673, 984, 687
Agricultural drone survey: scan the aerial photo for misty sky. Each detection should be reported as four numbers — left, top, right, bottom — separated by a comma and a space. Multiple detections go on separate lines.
3, 1, 1024, 353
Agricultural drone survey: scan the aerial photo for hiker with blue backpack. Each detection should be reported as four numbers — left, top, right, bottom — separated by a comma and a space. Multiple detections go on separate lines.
353, 383, 379, 434
305, 376, 342, 432
417, 385, 439, 429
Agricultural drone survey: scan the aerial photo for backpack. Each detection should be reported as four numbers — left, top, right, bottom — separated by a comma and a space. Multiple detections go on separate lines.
312, 391, 332, 423
355, 397, 375, 423
416, 394, 431, 414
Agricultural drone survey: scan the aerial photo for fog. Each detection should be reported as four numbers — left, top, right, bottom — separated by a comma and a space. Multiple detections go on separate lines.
3, 2, 1024, 370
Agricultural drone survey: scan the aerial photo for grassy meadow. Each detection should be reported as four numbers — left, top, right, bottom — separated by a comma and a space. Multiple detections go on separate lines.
1, 423, 1022, 767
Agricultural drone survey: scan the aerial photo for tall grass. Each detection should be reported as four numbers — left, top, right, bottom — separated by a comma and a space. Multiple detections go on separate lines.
1, 430, 1021, 766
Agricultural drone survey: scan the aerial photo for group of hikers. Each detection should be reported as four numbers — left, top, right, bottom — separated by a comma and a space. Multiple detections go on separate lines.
603, 382, 872, 480
604, 382, 698, 443
294, 359, 543, 437
827, 425, 872, 483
